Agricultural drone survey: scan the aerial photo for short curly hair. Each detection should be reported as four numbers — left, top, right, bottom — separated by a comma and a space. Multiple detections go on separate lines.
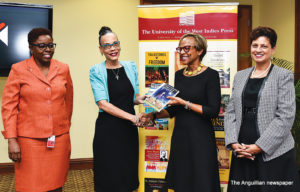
250, 26, 277, 48
179, 33, 208, 61
28, 28, 53, 44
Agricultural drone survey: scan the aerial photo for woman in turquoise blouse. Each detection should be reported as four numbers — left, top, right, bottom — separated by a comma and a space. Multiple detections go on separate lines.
89, 26, 145, 192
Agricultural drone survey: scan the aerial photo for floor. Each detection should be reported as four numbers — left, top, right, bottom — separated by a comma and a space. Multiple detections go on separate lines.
0, 169, 94, 192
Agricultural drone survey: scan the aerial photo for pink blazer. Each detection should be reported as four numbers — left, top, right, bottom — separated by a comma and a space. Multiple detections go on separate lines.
1, 57, 73, 139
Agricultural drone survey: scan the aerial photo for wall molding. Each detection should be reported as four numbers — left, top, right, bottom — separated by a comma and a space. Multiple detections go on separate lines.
69, 158, 93, 170
0, 162, 14, 174
0, 158, 93, 174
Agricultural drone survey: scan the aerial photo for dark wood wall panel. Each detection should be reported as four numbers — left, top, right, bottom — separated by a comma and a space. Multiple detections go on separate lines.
295, 0, 300, 76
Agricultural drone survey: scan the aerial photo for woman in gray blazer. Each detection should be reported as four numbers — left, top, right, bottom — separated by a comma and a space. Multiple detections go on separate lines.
225, 26, 300, 192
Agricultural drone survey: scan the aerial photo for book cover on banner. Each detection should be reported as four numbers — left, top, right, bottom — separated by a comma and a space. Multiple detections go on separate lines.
216, 138, 231, 187
144, 83, 179, 112
144, 104, 169, 130
145, 52, 169, 87
144, 83, 169, 130
144, 117, 169, 130
203, 51, 231, 88
145, 136, 169, 173
212, 94, 230, 131
219, 94, 230, 116
145, 178, 167, 192
216, 138, 230, 169
212, 116, 224, 131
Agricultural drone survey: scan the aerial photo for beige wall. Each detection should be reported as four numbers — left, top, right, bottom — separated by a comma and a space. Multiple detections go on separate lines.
0, 0, 296, 163
258, 0, 295, 62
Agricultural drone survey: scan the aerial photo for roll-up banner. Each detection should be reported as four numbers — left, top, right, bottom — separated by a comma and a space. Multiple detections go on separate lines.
138, 3, 238, 192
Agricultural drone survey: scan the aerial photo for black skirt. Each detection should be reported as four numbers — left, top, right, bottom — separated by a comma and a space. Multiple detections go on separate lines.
93, 112, 139, 192
228, 110, 300, 192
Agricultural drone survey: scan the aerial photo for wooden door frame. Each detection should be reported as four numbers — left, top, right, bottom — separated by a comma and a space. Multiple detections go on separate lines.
295, 0, 300, 75
140, 0, 194, 4
238, 5, 252, 70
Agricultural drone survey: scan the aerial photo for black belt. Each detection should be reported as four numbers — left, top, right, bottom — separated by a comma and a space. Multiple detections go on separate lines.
244, 107, 257, 113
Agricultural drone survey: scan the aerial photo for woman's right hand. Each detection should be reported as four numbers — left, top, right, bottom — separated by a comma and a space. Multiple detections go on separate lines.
8, 138, 21, 162
231, 143, 255, 160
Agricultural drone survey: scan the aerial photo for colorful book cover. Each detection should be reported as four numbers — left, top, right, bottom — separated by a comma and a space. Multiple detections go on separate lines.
145, 178, 167, 192
212, 94, 230, 131
203, 51, 232, 88
145, 136, 169, 173
144, 83, 179, 112
144, 118, 168, 130
216, 138, 231, 185
144, 83, 169, 130
145, 51, 169, 87
216, 138, 230, 169
219, 95, 230, 116
212, 116, 224, 131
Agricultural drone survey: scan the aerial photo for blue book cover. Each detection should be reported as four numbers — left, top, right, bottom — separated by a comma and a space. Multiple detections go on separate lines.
144, 83, 179, 112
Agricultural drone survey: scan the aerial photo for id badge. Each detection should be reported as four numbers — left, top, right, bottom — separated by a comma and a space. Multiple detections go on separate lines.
47, 135, 55, 148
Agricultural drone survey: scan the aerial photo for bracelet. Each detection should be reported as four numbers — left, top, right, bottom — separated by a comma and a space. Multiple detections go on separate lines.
185, 101, 190, 110
135, 115, 139, 125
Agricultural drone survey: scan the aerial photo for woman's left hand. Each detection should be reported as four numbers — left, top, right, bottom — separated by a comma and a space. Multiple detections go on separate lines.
8, 138, 21, 162
167, 96, 185, 106
242, 144, 262, 155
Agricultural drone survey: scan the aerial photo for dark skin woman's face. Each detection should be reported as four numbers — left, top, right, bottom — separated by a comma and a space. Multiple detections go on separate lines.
99, 33, 120, 63
29, 35, 54, 66
178, 37, 203, 66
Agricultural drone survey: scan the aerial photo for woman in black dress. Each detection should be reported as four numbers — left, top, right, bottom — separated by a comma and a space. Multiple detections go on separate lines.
141, 33, 221, 192
225, 26, 300, 192
89, 26, 145, 192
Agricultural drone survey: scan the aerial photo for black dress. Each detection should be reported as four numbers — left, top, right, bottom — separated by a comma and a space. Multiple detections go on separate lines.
165, 67, 221, 192
228, 77, 300, 192
93, 67, 139, 192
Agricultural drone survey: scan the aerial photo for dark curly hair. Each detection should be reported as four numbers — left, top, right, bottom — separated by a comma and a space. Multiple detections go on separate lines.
28, 28, 53, 44
250, 26, 277, 48
98, 26, 113, 45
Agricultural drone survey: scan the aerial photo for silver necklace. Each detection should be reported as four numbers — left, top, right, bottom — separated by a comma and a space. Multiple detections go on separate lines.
111, 68, 120, 80
251, 62, 272, 78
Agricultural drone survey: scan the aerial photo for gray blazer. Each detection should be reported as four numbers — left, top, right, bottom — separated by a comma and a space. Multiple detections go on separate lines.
224, 65, 296, 161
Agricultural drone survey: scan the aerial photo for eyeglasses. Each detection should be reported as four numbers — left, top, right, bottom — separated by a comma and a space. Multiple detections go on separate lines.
101, 41, 120, 50
176, 45, 196, 53
31, 43, 56, 50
